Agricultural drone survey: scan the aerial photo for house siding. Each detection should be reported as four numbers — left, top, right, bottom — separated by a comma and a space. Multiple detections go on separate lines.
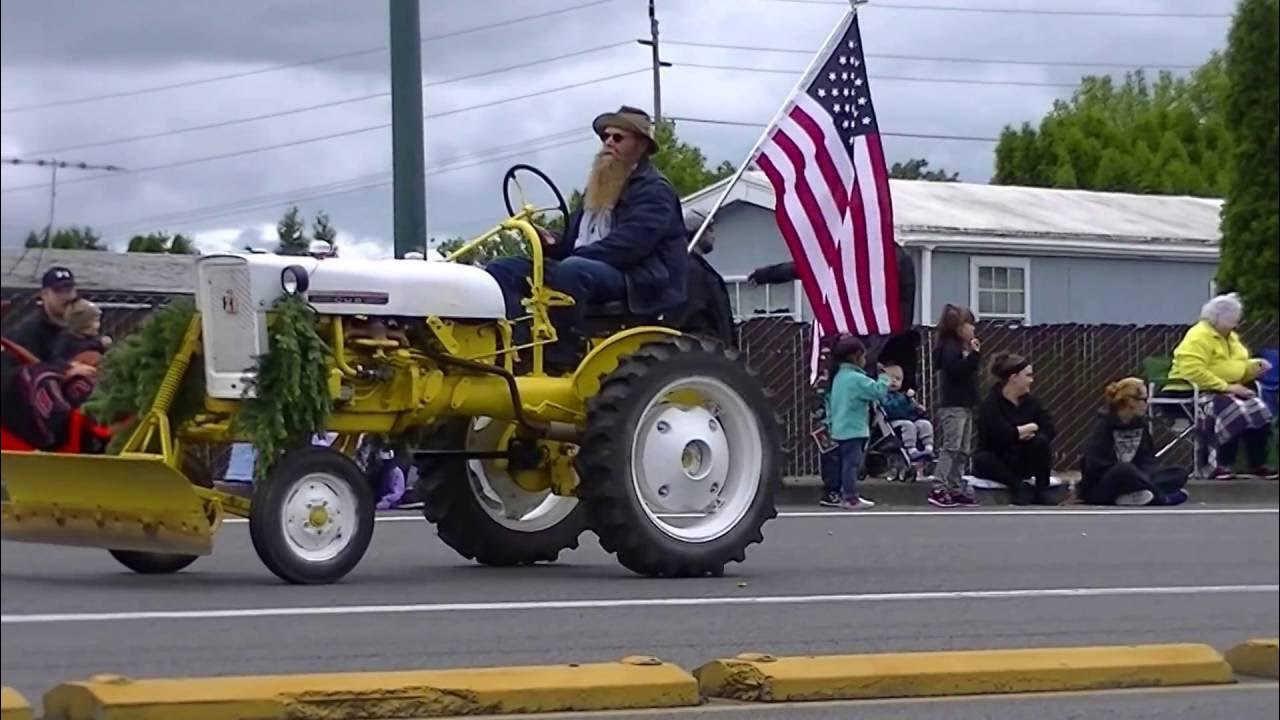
702, 202, 1219, 328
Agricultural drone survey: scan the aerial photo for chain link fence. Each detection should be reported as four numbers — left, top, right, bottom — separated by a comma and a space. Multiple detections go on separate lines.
737, 317, 1279, 475
4, 286, 1277, 478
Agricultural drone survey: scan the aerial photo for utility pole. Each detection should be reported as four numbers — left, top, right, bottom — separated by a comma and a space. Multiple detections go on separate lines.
1, 157, 126, 246
388, 0, 427, 258
637, 0, 672, 123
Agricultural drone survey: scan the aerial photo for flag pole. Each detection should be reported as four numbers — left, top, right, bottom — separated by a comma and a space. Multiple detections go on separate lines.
686, 0, 867, 253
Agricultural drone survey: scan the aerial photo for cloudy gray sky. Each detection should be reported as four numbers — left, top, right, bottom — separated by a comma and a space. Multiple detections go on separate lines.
0, 0, 1233, 257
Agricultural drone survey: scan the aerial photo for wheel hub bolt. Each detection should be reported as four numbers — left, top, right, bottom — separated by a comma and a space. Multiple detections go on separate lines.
657, 421, 671, 433
658, 485, 670, 497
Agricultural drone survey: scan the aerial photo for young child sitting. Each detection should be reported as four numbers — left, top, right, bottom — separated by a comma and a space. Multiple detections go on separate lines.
51, 298, 111, 407
826, 335, 892, 510
880, 363, 935, 464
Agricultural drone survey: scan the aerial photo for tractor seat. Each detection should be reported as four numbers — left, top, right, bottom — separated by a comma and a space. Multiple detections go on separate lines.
586, 301, 633, 318
581, 300, 662, 334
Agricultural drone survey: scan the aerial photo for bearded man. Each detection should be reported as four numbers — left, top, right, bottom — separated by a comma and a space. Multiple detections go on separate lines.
485, 105, 687, 372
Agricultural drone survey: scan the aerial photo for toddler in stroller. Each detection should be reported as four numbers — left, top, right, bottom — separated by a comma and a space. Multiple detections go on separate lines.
814, 328, 927, 488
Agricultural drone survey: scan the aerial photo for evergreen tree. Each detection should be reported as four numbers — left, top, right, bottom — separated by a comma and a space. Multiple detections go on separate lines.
1217, 0, 1279, 320
275, 206, 309, 255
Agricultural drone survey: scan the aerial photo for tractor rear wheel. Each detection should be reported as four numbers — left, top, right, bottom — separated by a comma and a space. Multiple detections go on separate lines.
418, 418, 586, 566
576, 336, 782, 578
248, 445, 375, 585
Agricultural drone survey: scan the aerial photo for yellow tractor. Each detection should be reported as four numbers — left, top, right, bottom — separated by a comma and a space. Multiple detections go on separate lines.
0, 166, 783, 584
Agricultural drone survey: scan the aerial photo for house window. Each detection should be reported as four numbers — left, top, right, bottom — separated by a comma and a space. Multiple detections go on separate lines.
970, 257, 1030, 323
724, 276, 803, 321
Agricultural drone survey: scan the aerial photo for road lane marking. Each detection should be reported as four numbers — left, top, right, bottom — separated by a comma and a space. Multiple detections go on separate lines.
219, 507, 1278, 525
3, 584, 1274, 624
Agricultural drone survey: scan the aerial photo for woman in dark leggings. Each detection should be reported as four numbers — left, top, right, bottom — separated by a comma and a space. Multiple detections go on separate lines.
973, 353, 1056, 505
1078, 377, 1190, 506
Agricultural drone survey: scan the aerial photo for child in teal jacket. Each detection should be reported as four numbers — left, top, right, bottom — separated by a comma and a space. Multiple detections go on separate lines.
826, 336, 892, 509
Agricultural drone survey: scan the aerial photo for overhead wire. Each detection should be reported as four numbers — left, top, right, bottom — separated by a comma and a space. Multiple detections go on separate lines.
93, 129, 595, 235
0, 0, 622, 113
24, 39, 635, 155
675, 62, 1081, 87
660, 39, 1202, 70
1, 68, 648, 194
667, 115, 999, 142
753, 0, 1233, 18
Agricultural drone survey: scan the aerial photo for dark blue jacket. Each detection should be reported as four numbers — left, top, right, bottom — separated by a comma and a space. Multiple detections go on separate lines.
549, 160, 687, 316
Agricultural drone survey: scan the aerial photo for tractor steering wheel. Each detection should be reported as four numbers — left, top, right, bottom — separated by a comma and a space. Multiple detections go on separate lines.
502, 163, 570, 225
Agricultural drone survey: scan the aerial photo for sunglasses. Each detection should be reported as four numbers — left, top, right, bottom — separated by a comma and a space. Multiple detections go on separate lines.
601, 131, 631, 144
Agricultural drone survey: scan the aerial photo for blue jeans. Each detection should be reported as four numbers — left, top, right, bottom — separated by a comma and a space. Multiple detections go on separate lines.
838, 438, 868, 501
820, 447, 841, 495
485, 255, 627, 363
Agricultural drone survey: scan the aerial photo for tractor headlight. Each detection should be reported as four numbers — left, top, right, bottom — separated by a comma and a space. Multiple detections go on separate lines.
281, 265, 309, 295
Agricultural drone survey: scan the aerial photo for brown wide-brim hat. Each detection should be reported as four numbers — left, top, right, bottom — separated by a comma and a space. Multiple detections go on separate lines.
592, 105, 660, 155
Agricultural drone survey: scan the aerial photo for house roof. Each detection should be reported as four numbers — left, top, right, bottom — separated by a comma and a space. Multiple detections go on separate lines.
683, 171, 1222, 260
1, 246, 197, 293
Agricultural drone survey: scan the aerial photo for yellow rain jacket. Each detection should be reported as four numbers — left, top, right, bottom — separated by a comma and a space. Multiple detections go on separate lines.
1168, 320, 1260, 391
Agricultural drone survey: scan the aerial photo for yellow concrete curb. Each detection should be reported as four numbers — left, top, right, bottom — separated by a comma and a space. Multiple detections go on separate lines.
1225, 639, 1279, 679
0, 687, 33, 720
694, 644, 1236, 702
40, 657, 700, 720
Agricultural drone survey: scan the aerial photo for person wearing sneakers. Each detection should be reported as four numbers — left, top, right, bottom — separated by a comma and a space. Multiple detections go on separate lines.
1165, 293, 1276, 480
929, 304, 981, 508
826, 335, 891, 510
1078, 377, 1190, 506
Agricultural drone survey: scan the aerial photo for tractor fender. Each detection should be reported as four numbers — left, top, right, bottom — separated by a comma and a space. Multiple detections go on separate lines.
572, 327, 682, 401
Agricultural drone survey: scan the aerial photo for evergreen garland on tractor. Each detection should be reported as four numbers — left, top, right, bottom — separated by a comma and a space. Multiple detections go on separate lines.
84, 294, 333, 480
233, 294, 333, 480
83, 299, 206, 453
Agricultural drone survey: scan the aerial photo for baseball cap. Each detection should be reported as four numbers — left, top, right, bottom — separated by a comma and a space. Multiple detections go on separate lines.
41, 266, 76, 290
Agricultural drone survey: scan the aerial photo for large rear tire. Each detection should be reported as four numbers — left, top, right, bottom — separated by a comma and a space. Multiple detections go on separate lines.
576, 336, 782, 578
419, 418, 586, 566
248, 446, 375, 585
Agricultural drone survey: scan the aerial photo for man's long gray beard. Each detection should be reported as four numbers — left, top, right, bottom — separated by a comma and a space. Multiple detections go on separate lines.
583, 151, 633, 212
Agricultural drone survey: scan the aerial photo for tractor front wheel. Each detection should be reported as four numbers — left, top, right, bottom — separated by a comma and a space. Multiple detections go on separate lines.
248, 446, 375, 585
576, 336, 782, 578
108, 550, 199, 575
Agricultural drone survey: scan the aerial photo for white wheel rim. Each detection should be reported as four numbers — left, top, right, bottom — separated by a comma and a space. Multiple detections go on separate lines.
465, 417, 579, 532
630, 375, 764, 543
281, 472, 359, 563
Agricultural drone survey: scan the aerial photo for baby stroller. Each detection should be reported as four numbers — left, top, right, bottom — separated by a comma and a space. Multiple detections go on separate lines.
857, 328, 933, 483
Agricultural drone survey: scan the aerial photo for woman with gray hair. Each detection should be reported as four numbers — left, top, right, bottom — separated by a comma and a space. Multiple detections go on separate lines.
1166, 293, 1275, 479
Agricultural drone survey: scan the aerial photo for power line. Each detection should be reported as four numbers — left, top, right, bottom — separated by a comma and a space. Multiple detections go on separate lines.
661, 39, 1202, 70
94, 128, 586, 233
1, 68, 648, 194
754, 0, 1233, 17
676, 62, 1081, 87
95, 134, 595, 236
26, 40, 635, 155
668, 115, 999, 142
0, 0, 622, 114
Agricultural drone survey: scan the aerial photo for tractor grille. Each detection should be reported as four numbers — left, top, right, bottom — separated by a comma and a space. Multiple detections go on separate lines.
199, 262, 261, 398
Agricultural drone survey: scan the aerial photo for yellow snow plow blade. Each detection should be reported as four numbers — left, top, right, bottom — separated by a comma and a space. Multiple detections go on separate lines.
0, 451, 214, 556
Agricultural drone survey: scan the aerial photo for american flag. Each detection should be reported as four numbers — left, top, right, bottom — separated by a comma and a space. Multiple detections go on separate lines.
753, 9, 900, 341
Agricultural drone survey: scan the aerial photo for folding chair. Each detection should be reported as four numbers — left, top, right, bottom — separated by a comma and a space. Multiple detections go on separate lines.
1143, 355, 1203, 467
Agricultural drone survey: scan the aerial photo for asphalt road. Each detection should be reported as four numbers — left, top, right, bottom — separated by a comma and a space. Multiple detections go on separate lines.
2, 506, 1278, 715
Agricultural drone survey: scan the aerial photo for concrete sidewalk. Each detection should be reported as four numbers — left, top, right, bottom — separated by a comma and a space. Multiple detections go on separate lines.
778, 473, 1279, 507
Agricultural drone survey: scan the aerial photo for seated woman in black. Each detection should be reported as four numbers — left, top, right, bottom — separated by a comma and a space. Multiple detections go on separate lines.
973, 352, 1056, 505
1078, 377, 1190, 506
